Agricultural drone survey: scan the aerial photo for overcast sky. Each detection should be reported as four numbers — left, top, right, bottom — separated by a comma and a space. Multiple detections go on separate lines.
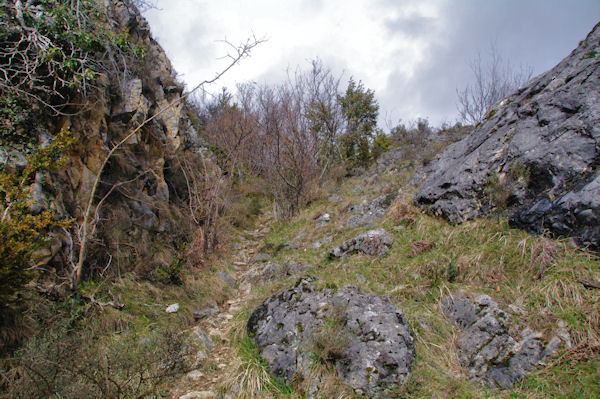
143, 0, 599, 128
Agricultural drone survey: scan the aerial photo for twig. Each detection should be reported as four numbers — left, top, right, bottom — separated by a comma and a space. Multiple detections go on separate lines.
80, 293, 124, 310
577, 279, 600, 290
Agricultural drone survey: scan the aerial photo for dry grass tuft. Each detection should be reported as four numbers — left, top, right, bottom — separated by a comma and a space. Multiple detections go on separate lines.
544, 339, 600, 370
186, 227, 206, 268
389, 198, 418, 226
297, 363, 355, 399
409, 240, 433, 257
224, 355, 286, 399
529, 240, 558, 280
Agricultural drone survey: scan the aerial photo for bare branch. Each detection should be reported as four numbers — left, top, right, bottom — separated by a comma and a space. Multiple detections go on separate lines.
72, 36, 263, 289
457, 42, 532, 125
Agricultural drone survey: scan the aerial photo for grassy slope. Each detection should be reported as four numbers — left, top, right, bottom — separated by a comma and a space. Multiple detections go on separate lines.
225, 161, 600, 398
4, 159, 597, 398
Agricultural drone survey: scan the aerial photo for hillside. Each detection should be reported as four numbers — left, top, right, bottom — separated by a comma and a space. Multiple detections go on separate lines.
416, 23, 600, 250
1, 2, 599, 398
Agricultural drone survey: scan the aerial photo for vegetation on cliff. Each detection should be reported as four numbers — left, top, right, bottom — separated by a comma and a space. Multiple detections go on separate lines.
1, 2, 598, 398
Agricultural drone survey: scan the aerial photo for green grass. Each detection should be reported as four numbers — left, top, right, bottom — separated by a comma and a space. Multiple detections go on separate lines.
234, 167, 600, 398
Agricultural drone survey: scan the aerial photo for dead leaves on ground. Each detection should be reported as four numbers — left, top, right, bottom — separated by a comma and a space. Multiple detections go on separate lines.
409, 240, 433, 257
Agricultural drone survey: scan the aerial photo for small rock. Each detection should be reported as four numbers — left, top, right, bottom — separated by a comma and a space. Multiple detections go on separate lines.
508, 304, 525, 315
192, 350, 208, 368
316, 213, 331, 227
329, 229, 393, 258
311, 236, 333, 249
293, 232, 306, 241
193, 302, 219, 320
233, 242, 242, 250
217, 271, 236, 287
252, 252, 271, 263
393, 225, 406, 231
165, 303, 179, 313
316, 213, 331, 222
281, 242, 299, 250
557, 329, 572, 348
328, 194, 342, 202
189, 327, 214, 351
346, 193, 397, 228
186, 369, 204, 381
356, 274, 366, 284
179, 391, 215, 399
557, 320, 568, 329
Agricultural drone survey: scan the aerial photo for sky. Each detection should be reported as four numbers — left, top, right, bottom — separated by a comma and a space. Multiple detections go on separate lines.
143, 0, 600, 129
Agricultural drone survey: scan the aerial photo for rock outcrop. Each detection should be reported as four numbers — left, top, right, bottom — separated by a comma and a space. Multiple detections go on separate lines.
247, 277, 415, 397
440, 294, 561, 389
241, 260, 310, 282
415, 23, 600, 248
329, 229, 393, 258
346, 192, 397, 227
24, 1, 217, 276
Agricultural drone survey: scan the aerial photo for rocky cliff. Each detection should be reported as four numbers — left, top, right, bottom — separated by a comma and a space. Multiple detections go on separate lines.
19, 1, 216, 281
415, 23, 600, 249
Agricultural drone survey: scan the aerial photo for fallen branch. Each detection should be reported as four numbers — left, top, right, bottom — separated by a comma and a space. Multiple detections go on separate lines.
577, 278, 600, 290
81, 293, 124, 310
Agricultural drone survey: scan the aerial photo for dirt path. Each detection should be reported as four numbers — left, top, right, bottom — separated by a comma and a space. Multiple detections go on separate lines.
171, 223, 270, 399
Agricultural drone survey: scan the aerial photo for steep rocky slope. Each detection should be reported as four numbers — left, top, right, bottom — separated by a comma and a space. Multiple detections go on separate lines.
14, 1, 215, 281
415, 23, 600, 249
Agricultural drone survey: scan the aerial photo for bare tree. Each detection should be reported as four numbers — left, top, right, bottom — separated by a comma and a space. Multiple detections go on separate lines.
457, 42, 533, 125
196, 59, 345, 220
298, 59, 344, 171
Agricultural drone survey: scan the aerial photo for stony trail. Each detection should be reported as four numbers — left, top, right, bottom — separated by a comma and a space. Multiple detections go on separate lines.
171, 223, 271, 399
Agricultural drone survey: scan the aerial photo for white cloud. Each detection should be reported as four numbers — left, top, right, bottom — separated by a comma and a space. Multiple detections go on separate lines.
144, 0, 600, 127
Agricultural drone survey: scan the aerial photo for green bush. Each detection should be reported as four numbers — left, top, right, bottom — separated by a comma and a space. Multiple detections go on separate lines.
0, 129, 73, 305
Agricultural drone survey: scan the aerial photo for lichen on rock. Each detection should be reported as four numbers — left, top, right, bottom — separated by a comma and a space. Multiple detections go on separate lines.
247, 277, 415, 397
415, 23, 600, 248
440, 293, 562, 389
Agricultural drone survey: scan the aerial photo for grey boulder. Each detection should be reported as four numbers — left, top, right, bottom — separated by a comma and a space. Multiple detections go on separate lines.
440, 294, 560, 389
329, 229, 393, 258
247, 277, 415, 397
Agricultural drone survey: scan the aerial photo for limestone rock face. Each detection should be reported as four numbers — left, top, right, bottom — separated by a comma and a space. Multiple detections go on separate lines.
32, 0, 218, 274
247, 277, 415, 397
440, 294, 561, 389
415, 23, 600, 248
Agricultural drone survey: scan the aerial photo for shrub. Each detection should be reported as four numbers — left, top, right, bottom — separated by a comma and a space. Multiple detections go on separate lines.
0, 129, 73, 305
2, 298, 189, 398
